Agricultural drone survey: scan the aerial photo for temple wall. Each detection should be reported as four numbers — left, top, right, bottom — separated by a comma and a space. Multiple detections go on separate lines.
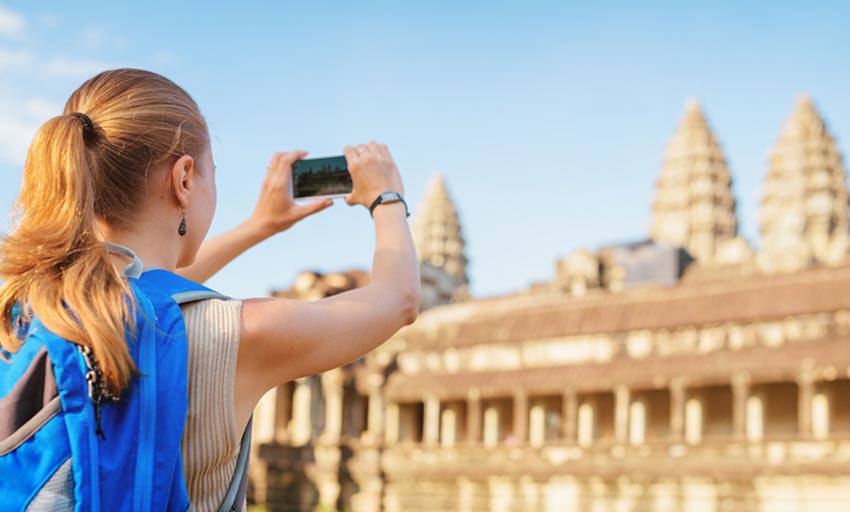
378, 430, 850, 512
381, 473, 850, 512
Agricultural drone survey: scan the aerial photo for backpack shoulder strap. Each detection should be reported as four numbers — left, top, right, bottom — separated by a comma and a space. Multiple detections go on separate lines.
135, 268, 232, 305
134, 268, 251, 511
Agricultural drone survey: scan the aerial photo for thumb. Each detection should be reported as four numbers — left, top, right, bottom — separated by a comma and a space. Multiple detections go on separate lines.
344, 192, 357, 206
297, 197, 333, 218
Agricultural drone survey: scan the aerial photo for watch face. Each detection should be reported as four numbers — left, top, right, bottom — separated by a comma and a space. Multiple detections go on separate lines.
381, 192, 401, 202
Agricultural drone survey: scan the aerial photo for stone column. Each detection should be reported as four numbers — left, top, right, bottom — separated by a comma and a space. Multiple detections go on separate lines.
423, 395, 441, 446
615, 386, 631, 444
291, 377, 313, 446
274, 384, 292, 444
812, 390, 831, 441
466, 389, 482, 445
483, 406, 499, 448
529, 404, 545, 448
797, 370, 815, 439
321, 369, 344, 444
577, 401, 594, 447
513, 390, 528, 447
629, 399, 647, 445
670, 379, 686, 442
366, 384, 384, 443
685, 397, 703, 445
249, 389, 278, 506
732, 373, 750, 441
441, 406, 458, 448
385, 401, 399, 444
562, 388, 578, 444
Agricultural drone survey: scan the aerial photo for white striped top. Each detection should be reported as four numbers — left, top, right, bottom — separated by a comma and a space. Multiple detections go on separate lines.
179, 298, 244, 511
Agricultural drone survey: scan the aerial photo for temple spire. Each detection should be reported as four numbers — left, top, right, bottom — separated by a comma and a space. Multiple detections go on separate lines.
650, 99, 738, 262
412, 173, 469, 297
757, 95, 849, 273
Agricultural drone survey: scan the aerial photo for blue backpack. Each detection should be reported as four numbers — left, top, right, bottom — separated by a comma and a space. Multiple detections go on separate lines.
0, 242, 252, 511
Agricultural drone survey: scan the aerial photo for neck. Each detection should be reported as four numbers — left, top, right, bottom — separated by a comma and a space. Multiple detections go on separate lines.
96, 219, 182, 273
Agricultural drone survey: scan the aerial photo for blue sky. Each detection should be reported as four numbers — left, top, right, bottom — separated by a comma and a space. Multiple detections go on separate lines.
0, 2, 848, 299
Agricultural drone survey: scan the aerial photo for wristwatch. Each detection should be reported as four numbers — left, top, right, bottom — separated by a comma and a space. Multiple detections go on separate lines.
369, 191, 410, 218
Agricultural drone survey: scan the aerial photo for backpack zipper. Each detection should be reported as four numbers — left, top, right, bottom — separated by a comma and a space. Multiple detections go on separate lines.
76, 344, 120, 441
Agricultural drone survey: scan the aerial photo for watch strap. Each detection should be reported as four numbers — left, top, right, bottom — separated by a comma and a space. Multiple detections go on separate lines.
369, 191, 410, 218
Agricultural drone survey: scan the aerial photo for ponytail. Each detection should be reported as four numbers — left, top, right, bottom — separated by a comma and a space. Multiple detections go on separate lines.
0, 68, 209, 395
0, 113, 137, 394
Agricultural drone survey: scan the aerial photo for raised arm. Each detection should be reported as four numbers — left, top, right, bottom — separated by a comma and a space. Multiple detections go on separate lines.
176, 151, 332, 283
234, 142, 420, 426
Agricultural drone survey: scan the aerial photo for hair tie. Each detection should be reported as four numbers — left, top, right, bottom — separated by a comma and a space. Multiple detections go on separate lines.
70, 112, 94, 139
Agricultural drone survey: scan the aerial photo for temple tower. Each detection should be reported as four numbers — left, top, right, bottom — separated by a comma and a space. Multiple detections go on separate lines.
757, 96, 849, 273
650, 99, 739, 263
412, 173, 470, 299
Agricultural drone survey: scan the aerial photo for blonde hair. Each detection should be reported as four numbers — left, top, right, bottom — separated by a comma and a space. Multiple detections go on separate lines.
0, 68, 209, 394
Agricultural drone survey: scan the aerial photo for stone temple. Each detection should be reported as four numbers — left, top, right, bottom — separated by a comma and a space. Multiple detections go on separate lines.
248, 96, 850, 512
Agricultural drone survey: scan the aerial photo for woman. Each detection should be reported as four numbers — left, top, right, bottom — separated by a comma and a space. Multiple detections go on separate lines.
0, 68, 420, 510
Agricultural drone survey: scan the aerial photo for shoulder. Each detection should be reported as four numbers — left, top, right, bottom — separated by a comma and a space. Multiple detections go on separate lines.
180, 298, 243, 367
180, 298, 243, 330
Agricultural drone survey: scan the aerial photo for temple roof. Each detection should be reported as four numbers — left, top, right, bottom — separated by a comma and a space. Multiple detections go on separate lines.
396, 262, 850, 350
650, 99, 738, 263
758, 95, 849, 271
412, 173, 469, 290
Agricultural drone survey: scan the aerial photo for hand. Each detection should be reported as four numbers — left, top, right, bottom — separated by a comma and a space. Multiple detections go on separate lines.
247, 151, 333, 237
343, 141, 404, 209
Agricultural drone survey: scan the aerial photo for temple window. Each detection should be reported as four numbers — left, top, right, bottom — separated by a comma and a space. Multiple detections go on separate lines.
577, 392, 615, 446
440, 400, 468, 447
342, 381, 369, 440
397, 401, 424, 443
693, 384, 734, 440
528, 395, 562, 447
754, 382, 799, 438
482, 397, 513, 447
629, 388, 671, 443
815, 378, 850, 437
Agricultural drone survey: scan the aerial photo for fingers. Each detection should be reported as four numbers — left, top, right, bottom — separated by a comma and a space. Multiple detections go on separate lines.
265, 151, 307, 194
343, 145, 361, 168
266, 152, 286, 179
344, 141, 393, 208
280, 150, 308, 169
367, 140, 382, 157
366, 140, 391, 161
267, 151, 307, 175
356, 144, 370, 161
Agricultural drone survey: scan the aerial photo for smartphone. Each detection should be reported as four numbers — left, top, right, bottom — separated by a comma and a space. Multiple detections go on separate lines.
290, 155, 352, 199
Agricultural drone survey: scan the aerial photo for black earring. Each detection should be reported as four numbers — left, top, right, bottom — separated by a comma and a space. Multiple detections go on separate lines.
178, 211, 187, 236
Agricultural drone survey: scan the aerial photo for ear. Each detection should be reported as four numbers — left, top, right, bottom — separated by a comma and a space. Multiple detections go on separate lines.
169, 155, 196, 209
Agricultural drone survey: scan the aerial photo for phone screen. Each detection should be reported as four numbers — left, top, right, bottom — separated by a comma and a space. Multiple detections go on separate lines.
291, 155, 352, 199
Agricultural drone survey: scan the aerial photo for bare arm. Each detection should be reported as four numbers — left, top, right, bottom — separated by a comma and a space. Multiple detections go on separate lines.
235, 142, 420, 427
175, 220, 270, 283
176, 151, 332, 283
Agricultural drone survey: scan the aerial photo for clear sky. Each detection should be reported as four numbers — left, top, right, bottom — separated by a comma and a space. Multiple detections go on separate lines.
0, 1, 848, 299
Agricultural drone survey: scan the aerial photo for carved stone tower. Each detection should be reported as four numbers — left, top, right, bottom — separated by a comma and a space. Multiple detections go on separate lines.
650, 99, 738, 263
758, 96, 849, 273
412, 173, 470, 300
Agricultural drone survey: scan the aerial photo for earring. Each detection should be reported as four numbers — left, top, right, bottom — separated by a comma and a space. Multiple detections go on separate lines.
178, 210, 187, 236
